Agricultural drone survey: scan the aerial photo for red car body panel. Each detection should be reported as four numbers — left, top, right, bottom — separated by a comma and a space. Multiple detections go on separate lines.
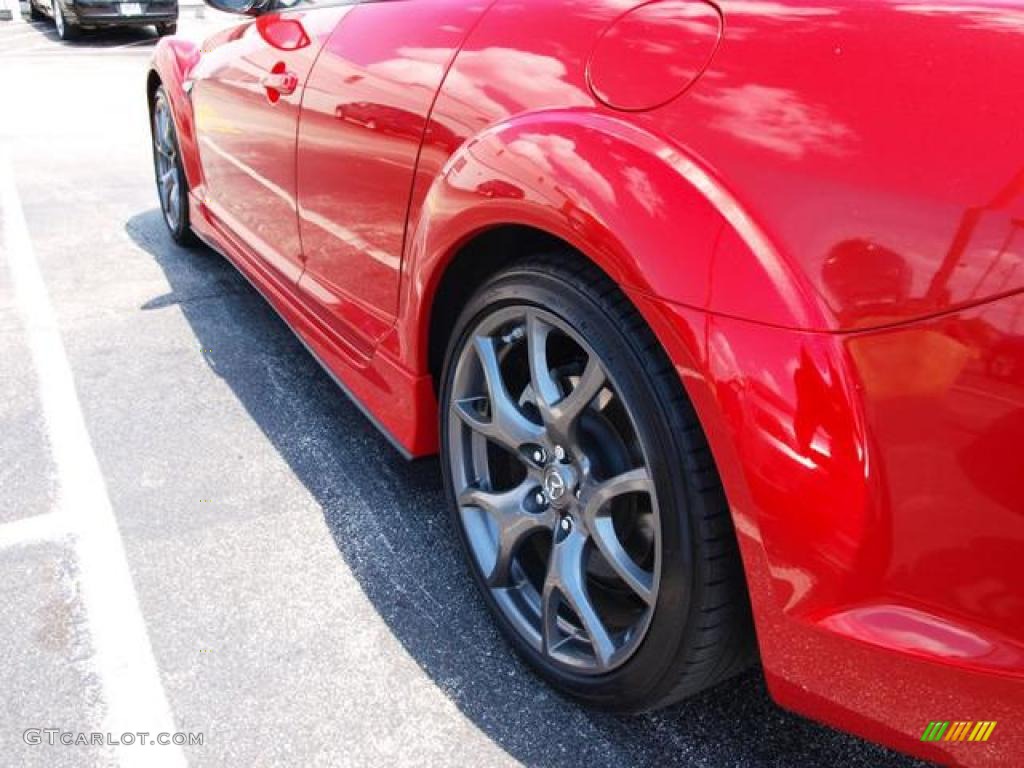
295, 0, 489, 350
189, 8, 354, 283
150, 0, 1024, 764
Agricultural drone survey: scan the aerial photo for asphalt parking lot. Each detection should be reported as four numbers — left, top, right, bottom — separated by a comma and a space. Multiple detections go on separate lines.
0, 9, 933, 768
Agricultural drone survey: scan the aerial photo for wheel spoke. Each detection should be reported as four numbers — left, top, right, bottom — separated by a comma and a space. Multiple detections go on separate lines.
541, 531, 615, 669
582, 468, 655, 604
591, 518, 655, 605
167, 180, 180, 224
526, 311, 561, 411
160, 109, 173, 149
459, 481, 554, 587
155, 107, 176, 160
583, 467, 652, 513
455, 335, 544, 452
549, 356, 605, 432
159, 175, 172, 210
525, 310, 606, 446
155, 109, 165, 147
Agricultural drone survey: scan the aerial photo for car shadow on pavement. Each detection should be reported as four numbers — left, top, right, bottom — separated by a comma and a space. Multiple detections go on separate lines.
125, 209, 931, 768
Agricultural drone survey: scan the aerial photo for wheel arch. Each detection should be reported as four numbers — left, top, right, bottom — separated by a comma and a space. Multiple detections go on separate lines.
414, 222, 734, 525
422, 223, 708, 418
425, 225, 567, 393
403, 110, 828, 390
147, 39, 203, 190
418, 225, 753, 586
416, 223, 750, 546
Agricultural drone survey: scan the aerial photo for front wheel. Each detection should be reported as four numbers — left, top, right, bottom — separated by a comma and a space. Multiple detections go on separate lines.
151, 86, 197, 246
29, 0, 46, 21
440, 256, 755, 712
156, 22, 176, 35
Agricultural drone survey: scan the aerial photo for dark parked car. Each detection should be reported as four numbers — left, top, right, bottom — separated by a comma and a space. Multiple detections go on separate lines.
30, 0, 177, 40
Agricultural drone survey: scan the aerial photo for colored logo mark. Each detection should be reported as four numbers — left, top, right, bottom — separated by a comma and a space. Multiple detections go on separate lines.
921, 721, 997, 742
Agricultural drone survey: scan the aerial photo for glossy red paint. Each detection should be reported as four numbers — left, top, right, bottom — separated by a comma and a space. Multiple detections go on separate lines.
188, 8, 353, 282
294, 0, 490, 349
149, 0, 1024, 764
587, 0, 723, 112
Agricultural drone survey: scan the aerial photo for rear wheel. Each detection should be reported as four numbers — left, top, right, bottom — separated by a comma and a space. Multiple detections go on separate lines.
151, 86, 197, 246
156, 22, 177, 35
51, 0, 79, 40
440, 256, 755, 711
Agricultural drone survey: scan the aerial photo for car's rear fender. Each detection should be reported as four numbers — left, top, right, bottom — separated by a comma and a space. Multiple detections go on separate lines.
398, 110, 828, 377
395, 108, 851, 612
396, 104, 875, 669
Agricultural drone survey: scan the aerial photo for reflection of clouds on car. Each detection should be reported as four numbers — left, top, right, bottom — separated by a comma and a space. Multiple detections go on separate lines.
694, 83, 856, 159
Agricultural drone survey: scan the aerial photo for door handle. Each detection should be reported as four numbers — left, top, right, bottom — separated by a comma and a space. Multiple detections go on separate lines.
261, 66, 298, 102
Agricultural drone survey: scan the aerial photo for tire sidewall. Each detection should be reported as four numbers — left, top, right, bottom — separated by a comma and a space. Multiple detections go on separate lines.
439, 262, 703, 711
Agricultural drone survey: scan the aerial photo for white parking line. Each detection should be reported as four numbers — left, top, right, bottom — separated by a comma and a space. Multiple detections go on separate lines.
0, 28, 45, 41
0, 512, 66, 549
0, 148, 187, 768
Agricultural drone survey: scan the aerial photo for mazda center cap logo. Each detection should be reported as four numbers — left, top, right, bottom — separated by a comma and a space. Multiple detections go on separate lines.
544, 467, 566, 500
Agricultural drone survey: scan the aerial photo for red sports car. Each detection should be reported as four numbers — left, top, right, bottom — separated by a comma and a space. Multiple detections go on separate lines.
147, 1, 1024, 764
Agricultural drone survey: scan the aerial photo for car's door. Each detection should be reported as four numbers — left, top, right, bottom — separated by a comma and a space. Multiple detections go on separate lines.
294, 0, 489, 348
190, 1, 358, 283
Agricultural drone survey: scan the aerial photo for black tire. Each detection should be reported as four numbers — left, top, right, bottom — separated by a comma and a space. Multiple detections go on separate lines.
52, 0, 79, 40
156, 22, 177, 35
29, 1, 46, 21
151, 85, 198, 247
440, 255, 755, 712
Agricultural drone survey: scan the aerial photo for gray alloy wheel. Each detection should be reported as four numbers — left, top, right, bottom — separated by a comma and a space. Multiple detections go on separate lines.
442, 257, 756, 712
153, 95, 182, 233
447, 305, 661, 674
150, 87, 198, 246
